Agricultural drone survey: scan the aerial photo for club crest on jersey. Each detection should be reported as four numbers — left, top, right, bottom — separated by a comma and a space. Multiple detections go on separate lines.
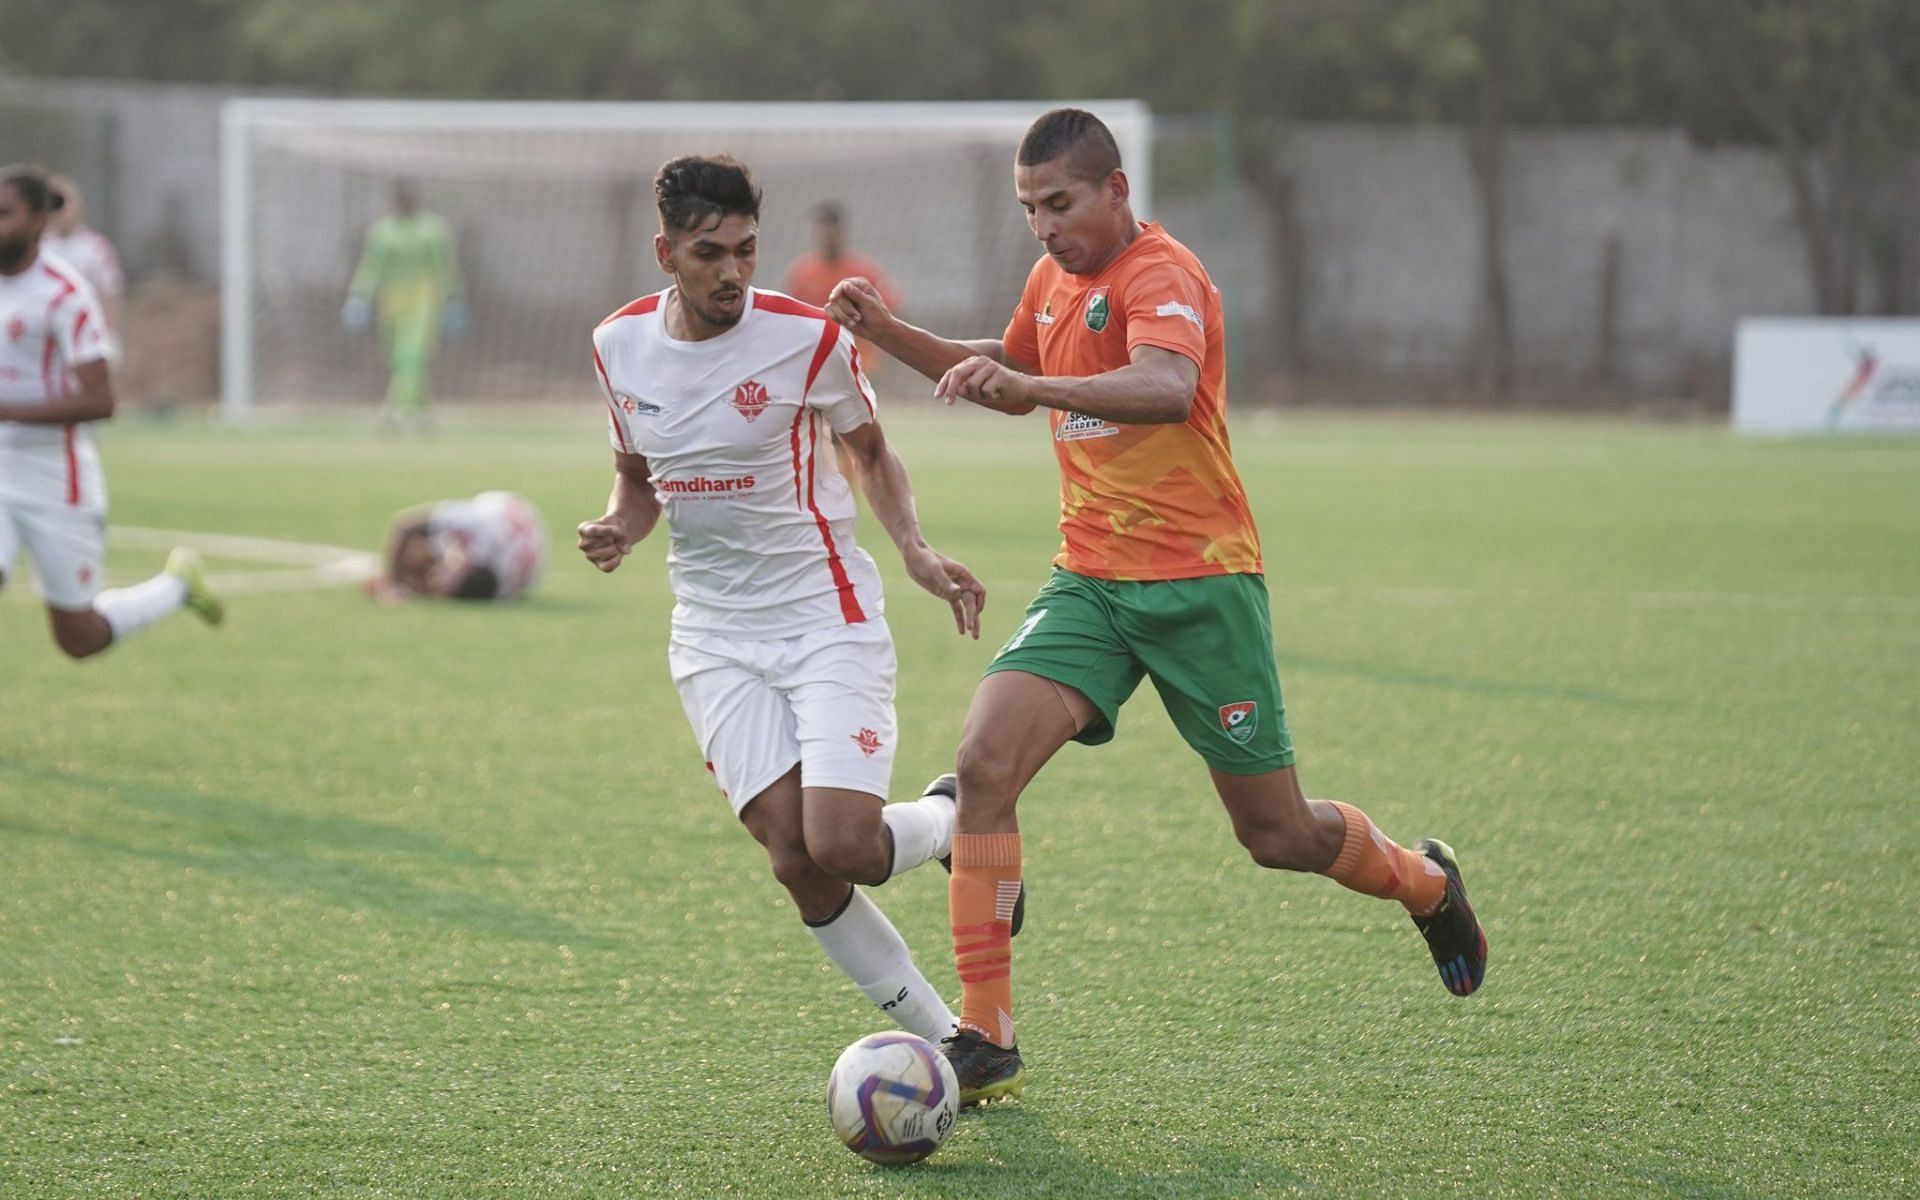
5, 315, 24, 342
731, 379, 771, 422
1085, 289, 1111, 333
852, 728, 884, 757
1218, 701, 1258, 745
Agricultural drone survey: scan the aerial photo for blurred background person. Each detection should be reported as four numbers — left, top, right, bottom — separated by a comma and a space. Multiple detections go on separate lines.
783, 202, 900, 316
343, 180, 467, 431
43, 173, 125, 337
784, 202, 904, 482
369, 489, 547, 603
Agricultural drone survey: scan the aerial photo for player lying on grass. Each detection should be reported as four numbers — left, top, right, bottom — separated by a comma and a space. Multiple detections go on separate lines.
829, 108, 1489, 1105
0, 163, 221, 659
577, 155, 995, 1045
371, 490, 547, 603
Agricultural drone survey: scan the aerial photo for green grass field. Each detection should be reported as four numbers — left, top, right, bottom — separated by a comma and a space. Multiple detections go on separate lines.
3, 408, 1916, 1198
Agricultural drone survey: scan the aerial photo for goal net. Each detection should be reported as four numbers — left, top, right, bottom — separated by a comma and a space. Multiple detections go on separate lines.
220, 99, 1153, 417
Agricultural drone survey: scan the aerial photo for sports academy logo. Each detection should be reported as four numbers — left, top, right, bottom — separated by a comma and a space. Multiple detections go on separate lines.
1033, 300, 1055, 326
1055, 411, 1120, 442
731, 379, 771, 422
852, 728, 884, 757
1218, 701, 1258, 745
615, 391, 662, 416
1085, 288, 1111, 333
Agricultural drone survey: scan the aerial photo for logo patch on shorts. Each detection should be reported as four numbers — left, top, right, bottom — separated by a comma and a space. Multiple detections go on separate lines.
1218, 701, 1258, 745
852, 728, 884, 757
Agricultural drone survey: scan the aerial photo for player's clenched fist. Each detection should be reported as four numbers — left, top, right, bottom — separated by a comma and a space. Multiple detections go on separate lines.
825, 276, 894, 333
576, 516, 634, 573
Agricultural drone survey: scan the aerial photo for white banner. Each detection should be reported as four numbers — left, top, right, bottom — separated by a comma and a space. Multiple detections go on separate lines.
1733, 319, 1920, 435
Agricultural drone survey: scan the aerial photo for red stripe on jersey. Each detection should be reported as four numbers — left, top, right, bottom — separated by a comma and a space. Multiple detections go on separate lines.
847, 341, 876, 418
38, 259, 79, 306
801, 318, 840, 399
751, 291, 829, 321
787, 406, 806, 511
804, 409, 866, 624
591, 344, 631, 452
41, 334, 58, 400
63, 425, 79, 505
597, 293, 662, 327
72, 307, 91, 345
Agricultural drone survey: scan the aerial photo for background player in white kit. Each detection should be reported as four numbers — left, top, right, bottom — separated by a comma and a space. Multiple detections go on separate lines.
44, 174, 125, 337
370, 490, 548, 603
577, 156, 987, 1044
0, 164, 221, 659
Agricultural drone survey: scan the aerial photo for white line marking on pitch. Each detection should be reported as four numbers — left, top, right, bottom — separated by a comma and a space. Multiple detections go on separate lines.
113, 526, 377, 595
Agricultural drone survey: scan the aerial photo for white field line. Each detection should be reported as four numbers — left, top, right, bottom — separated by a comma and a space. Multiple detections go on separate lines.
113, 526, 378, 595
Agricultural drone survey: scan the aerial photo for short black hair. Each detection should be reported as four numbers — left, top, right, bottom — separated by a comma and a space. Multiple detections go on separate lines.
450, 565, 501, 601
0, 164, 64, 215
654, 155, 762, 235
1016, 109, 1123, 185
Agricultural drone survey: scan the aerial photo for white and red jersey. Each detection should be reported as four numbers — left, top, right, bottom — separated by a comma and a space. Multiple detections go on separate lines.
0, 251, 115, 512
595, 286, 882, 640
42, 229, 125, 305
428, 490, 548, 601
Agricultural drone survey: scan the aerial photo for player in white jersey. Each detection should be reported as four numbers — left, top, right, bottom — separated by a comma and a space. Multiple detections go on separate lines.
577, 156, 989, 1045
371, 490, 548, 602
0, 164, 221, 659
44, 175, 124, 336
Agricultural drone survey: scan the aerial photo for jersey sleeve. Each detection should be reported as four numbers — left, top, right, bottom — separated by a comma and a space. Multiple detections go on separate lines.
805, 325, 878, 434
1001, 267, 1043, 371
54, 282, 114, 368
592, 331, 637, 453
1121, 261, 1209, 368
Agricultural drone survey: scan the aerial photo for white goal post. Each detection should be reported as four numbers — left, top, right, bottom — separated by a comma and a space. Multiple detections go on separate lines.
219, 98, 1154, 418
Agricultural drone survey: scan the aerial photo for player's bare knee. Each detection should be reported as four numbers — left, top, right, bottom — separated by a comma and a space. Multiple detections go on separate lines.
765, 839, 826, 894
806, 833, 887, 886
53, 624, 110, 659
954, 740, 1020, 821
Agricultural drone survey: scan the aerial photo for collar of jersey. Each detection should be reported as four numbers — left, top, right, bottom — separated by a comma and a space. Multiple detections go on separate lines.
657, 285, 756, 347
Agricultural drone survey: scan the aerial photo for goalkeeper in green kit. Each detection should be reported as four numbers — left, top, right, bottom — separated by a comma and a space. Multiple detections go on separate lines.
343, 180, 467, 429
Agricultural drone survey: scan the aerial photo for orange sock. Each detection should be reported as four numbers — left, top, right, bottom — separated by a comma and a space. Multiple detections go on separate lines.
1321, 801, 1448, 915
950, 832, 1021, 1048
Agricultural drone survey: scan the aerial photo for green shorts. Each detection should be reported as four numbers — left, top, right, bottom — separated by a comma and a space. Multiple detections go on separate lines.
985, 567, 1295, 774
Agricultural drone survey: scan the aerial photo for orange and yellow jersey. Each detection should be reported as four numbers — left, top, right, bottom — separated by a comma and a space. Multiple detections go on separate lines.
1001, 222, 1261, 581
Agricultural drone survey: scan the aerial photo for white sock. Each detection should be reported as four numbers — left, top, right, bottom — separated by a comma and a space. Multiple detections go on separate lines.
808, 887, 957, 1043
881, 787, 955, 878
94, 573, 188, 642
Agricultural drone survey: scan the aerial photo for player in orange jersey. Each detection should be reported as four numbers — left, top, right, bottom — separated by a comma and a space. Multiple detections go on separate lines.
829, 109, 1488, 1105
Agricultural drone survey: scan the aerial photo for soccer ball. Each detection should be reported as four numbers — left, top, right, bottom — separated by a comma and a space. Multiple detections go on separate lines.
826, 1032, 960, 1165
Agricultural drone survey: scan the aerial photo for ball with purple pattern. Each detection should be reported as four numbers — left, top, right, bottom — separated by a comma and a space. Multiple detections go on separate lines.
826, 1031, 960, 1165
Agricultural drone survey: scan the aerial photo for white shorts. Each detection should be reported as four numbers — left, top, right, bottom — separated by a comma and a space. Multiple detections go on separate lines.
0, 500, 105, 610
668, 617, 898, 814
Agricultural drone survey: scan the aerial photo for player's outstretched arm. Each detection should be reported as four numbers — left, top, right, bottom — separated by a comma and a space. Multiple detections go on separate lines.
826, 276, 1016, 386
0, 360, 113, 425
838, 420, 985, 639
937, 343, 1197, 426
578, 451, 661, 575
